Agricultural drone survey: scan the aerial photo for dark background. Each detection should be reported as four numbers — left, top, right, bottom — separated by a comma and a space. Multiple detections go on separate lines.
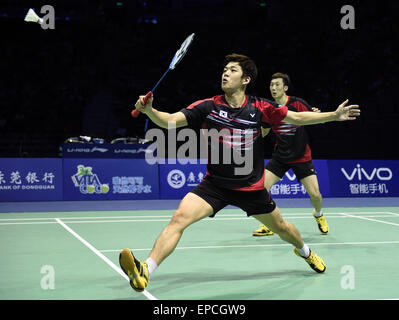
1, 0, 397, 159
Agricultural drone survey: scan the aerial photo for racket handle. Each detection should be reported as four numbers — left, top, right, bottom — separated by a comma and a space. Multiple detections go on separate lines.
131, 91, 152, 118
131, 109, 140, 118
142, 91, 153, 104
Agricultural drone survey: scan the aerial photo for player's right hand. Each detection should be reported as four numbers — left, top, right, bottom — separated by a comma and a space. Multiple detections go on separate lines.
135, 94, 153, 114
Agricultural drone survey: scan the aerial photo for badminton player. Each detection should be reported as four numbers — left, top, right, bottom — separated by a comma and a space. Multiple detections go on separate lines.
119, 54, 360, 292
253, 73, 328, 237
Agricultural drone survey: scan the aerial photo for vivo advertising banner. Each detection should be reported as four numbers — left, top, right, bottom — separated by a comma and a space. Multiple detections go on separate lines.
63, 159, 159, 200
0, 158, 63, 201
267, 159, 331, 198
327, 160, 399, 197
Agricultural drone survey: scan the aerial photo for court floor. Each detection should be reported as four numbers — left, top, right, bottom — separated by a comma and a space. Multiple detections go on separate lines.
1, 198, 398, 300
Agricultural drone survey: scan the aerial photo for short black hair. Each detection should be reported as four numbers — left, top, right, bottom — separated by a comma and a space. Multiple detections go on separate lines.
271, 72, 291, 87
224, 53, 258, 85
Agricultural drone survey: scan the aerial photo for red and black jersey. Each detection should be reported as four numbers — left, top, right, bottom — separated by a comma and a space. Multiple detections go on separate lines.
180, 95, 288, 190
268, 96, 313, 163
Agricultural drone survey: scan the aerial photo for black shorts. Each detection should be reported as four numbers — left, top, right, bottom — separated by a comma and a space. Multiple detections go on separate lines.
265, 158, 316, 181
190, 178, 276, 217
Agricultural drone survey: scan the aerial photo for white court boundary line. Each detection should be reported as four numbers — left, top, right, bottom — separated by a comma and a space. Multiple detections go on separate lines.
1, 211, 398, 221
55, 218, 157, 300
98, 240, 399, 253
1, 212, 399, 226
339, 213, 399, 227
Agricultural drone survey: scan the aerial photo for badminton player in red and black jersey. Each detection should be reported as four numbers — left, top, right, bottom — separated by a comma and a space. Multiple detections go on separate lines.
119, 54, 360, 292
253, 73, 329, 237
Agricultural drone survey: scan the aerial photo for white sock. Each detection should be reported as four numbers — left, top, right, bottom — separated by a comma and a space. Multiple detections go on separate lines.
314, 209, 323, 217
297, 244, 311, 258
145, 257, 158, 277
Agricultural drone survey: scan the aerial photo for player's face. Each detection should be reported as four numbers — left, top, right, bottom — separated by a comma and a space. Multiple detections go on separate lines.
221, 62, 250, 93
270, 78, 287, 99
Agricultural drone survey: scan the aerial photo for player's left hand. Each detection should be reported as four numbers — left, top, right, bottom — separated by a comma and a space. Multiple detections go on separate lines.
335, 99, 360, 121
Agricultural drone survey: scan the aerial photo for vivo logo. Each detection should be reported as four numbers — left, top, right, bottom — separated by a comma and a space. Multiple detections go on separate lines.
341, 164, 392, 181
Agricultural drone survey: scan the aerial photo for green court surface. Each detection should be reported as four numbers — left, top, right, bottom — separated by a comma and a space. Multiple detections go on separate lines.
1, 206, 398, 300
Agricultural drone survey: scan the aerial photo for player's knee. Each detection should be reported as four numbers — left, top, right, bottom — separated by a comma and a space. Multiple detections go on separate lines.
169, 209, 191, 230
270, 220, 290, 235
309, 189, 322, 200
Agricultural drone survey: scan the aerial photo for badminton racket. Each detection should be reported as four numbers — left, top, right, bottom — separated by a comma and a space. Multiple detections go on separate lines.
131, 33, 195, 117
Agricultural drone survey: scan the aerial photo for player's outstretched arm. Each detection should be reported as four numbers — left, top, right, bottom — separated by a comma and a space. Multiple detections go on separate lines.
283, 99, 360, 125
134, 95, 188, 129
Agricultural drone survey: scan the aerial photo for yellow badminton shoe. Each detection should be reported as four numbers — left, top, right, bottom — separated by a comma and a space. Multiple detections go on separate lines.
313, 210, 329, 234
119, 248, 149, 292
294, 247, 326, 273
252, 224, 274, 236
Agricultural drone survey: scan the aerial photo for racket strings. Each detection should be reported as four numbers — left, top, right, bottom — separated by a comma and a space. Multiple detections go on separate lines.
170, 33, 195, 70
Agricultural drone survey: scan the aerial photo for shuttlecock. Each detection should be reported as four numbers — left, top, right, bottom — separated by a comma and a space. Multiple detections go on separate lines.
24, 8, 43, 24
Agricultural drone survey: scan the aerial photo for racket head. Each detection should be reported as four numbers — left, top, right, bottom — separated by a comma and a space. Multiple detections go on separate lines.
169, 33, 195, 70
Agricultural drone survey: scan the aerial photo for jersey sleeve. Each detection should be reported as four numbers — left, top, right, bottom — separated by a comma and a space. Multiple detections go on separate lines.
256, 98, 288, 124
293, 97, 313, 112
180, 99, 213, 129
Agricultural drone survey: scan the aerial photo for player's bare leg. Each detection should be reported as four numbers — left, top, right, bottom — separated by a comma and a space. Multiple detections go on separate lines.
253, 169, 281, 236
149, 192, 214, 265
300, 175, 329, 234
119, 192, 214, 291
254, 207, 304, 248
300, 175, 322, 212
264, 169, 281, 192
254, 208, 326, 273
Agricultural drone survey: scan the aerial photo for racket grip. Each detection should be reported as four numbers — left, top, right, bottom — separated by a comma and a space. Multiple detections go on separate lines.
142, 91, 153, 104
131, 109, 140, 118
131, 91, 152, 118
